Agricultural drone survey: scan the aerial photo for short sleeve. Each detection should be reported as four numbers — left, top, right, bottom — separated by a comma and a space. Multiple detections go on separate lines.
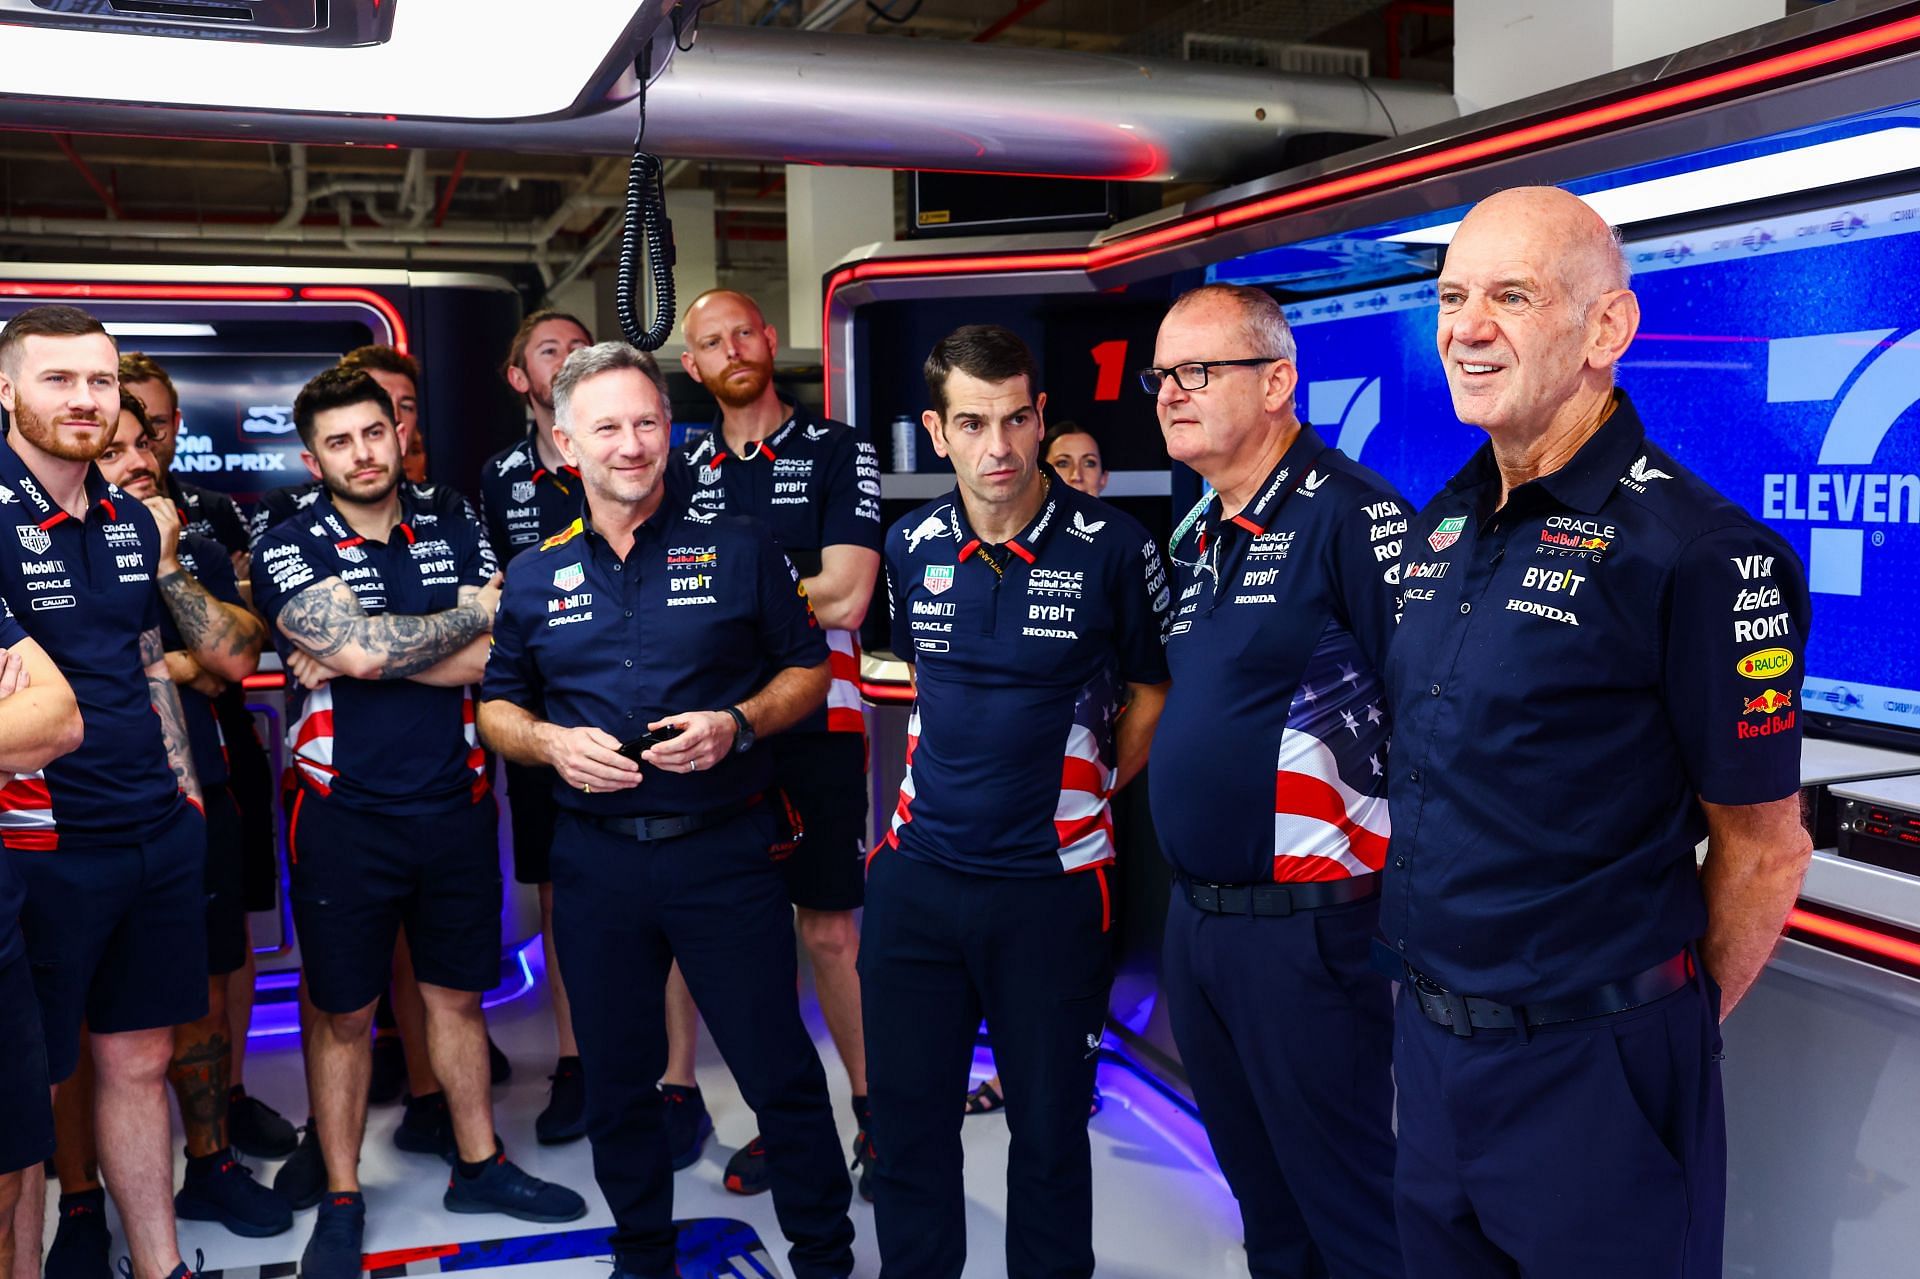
1112, 528, 1172, 687
250, 529, 328, 625
884, 530, 913, 660
754, 533, 832, 672
247, 487, 296, 549
818, 429, 884, 552
479, 566, 538, 710
0, 594, 25, 648
1662, 523, 1809, 806
1330, 487, 1409, 673
190, 536, 244, 609
206, 494, 251, 556
457, 509, 497, 589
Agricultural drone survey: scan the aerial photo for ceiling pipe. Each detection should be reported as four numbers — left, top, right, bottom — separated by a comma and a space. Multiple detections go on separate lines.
0, 25, 1457, 183
266, 143, 308, 238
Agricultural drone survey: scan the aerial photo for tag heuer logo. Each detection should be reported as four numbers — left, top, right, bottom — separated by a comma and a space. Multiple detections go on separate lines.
15, 525, 49, 556
1427, 515, 1467, 553
698, 464, 721, 486
553, 562, 585, 593
337, 544, 367, 564
511, 480, 537, 504
923, 564, 954, 596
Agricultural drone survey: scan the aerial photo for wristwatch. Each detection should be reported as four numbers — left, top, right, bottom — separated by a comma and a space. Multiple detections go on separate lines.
722, 705, 755, 754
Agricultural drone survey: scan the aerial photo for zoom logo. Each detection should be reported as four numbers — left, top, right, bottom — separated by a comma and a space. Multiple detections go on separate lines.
1763, 327, 1920, 596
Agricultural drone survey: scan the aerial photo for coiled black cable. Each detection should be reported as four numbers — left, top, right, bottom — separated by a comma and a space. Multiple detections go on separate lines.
615, 55, 676, 351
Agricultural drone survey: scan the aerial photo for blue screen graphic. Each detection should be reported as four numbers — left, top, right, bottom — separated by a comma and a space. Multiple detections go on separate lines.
1264, 190, 1920, 739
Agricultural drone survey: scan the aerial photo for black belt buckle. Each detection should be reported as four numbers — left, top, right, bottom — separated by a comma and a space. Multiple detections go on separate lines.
1411, 970, 1474, 1038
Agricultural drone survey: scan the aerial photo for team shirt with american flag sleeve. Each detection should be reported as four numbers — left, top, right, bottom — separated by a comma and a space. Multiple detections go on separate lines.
678, 401, 882, 737
882, 470, 1170, 878
1151, 426, 1406, 886
252, 487, 498, 815
0, 597, 31, 961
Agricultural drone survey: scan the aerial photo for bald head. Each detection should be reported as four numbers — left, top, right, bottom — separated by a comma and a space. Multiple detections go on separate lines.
682, 289, 767, 341
680, 288, 779, 411
1456, 187, 1630, 313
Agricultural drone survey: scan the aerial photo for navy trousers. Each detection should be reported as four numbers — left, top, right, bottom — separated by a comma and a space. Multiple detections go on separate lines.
1162, 889, 1403, 1279
551, 809, 855, 1279
1393, 970, 1725, 1278
860, 850, 1114, 1279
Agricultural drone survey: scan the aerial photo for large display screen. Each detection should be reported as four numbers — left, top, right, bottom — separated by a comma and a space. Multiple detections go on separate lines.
1247, 189, 1920, 742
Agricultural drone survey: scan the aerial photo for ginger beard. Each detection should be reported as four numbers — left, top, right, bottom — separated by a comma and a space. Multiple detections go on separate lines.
12, 392, 111, 464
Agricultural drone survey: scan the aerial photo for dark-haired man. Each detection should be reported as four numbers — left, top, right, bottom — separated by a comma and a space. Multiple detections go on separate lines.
478, 308, 595, 1144
0, 304, 210, 1279
676, 289, 882, 1193
866, 324, 1170, 1279
252, 368, 583, 1279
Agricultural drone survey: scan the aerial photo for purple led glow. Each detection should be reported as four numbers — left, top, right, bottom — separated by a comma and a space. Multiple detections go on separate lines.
244, 936, 542, 1041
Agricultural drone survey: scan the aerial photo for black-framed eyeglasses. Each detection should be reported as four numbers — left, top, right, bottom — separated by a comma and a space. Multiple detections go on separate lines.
1136, 357, 1287, 395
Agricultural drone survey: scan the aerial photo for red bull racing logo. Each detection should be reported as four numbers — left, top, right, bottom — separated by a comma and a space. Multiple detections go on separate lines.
1742, 689, 1793, 716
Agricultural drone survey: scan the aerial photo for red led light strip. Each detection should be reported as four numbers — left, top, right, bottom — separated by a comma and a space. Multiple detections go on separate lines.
299, 285, 410, 354
821, 11, 1920, 414
0, 281, 409, 354
1787, 906, 1920, 969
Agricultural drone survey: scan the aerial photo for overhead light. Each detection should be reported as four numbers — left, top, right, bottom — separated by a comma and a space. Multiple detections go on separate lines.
1382, 127, 1920, 245
103, 322, 217, 338
0, 1, 662, 121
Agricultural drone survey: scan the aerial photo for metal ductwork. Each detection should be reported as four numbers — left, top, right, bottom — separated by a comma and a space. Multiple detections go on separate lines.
0, 25, 1457, 184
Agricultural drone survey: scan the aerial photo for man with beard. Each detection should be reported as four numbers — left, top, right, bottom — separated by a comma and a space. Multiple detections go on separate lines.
252, 368, 584, 1279
0, 305, 209, 1279
478, 341, 854, 1279
37, 397, 289, 1274
477, 309, 595, 1146
676, 289, 882, 1194
117, 351, 298, 1171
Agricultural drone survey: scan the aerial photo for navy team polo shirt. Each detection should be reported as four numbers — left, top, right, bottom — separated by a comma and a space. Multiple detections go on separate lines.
171, 477, 250, 556
164, 533, 245, 791
1382, 391, 1811, 1005
0, 598, 31, 961
0, 432, 182, 849
1151, 426, 1406, 886
253, 487, 498, 815
679, 401, 883, 736
881, 472, 1171, 878
478, 429, 583, 563
481, 482, 830, 818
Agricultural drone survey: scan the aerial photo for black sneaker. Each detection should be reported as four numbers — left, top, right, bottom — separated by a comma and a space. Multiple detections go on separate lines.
367, 1033, 406, 1106
154, 1249, 205, 1279
227, 1087, 298, 1160
394, 1091, 455, 1162
851, 1129, 877, 1205
301, 1193, 365, 1279
45, 1188, 111, 1279
535, 1057, 587, 1146
272, 1119, 325, 1211
443, 1150, 587, 1223
723, 1136, 769, 1196
174, 1148, 293, 1238
660, 1084, 711, 1172
489, 1035, 512, 1085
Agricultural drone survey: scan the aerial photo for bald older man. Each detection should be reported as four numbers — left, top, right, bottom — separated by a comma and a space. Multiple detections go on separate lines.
1381, 186, 1814, 1277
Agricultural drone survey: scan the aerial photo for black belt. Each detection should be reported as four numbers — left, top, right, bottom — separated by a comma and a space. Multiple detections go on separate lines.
1407, 952, 1692, 1037
1183, 873, 1379, 917
578, 797, 756, 844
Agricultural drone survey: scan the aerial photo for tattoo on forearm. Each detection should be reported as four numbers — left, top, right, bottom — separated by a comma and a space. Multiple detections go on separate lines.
139, 624, 165, 668
277, 580, 488, 681
159, 570, 264, 662
169, 1031, 231, 1145
147, 662, 203, 803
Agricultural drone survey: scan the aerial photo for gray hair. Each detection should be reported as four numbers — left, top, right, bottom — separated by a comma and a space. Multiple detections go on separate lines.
1168, 283, 1298, 366
552, 341, 672, 432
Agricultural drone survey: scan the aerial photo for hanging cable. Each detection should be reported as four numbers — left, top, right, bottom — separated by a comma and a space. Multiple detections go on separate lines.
865, 0, 925, 23
614, 44, 676, 351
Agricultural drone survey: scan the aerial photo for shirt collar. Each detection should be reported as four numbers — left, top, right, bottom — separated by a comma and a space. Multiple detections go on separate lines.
704, 396, 802, 463
953, 468, 1061, 566
310, 483, 420, 547
1222, 425, 1328, 536
581, 469, 690, 548
523, 425, 578, 484
0, 428, 122, 526
1440, 389, 1646, 519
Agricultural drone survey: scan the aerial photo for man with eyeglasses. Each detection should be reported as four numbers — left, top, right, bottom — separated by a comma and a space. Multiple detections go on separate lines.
1145, 283, 1406, 1279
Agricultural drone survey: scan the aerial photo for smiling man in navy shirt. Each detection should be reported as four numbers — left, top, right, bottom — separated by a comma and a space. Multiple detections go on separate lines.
1148, 284, 1405, 1279
253, 367, 582, 1279
1384, 187, 1815, 1278
867, 325, 1169, 1279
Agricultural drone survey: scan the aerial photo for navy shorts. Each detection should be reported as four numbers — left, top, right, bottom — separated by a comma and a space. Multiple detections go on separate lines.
15, 803, 210, 1082
0, 951, 54, 1175
771, 732, 868, 912
204, 784, 248, 976
217, 689, 280, 914
288, 787, 502, 1015
505, 760, 559, 886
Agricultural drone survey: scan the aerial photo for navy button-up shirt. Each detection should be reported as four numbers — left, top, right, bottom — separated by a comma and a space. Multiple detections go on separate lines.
1152, 427, 1405, 886
163, 533, 244, 790
881, 472, 1171, 878
679, 402, 883, 737
0, 599, 31, 961
478, 430, 583, 563
253, 488, 498, 815
482, 484, 830, 818
0, 432, 181, 849
1382, 392, 1810, 1005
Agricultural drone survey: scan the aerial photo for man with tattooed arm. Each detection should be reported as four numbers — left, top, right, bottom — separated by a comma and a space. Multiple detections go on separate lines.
0, 305, 211, 1279
251, 367, 584, 1279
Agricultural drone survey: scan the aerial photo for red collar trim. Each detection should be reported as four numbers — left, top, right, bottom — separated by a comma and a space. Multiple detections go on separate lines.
1006, 540, 1036, 564
1229, 514, 1266, 535
957, 538, 981, 562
